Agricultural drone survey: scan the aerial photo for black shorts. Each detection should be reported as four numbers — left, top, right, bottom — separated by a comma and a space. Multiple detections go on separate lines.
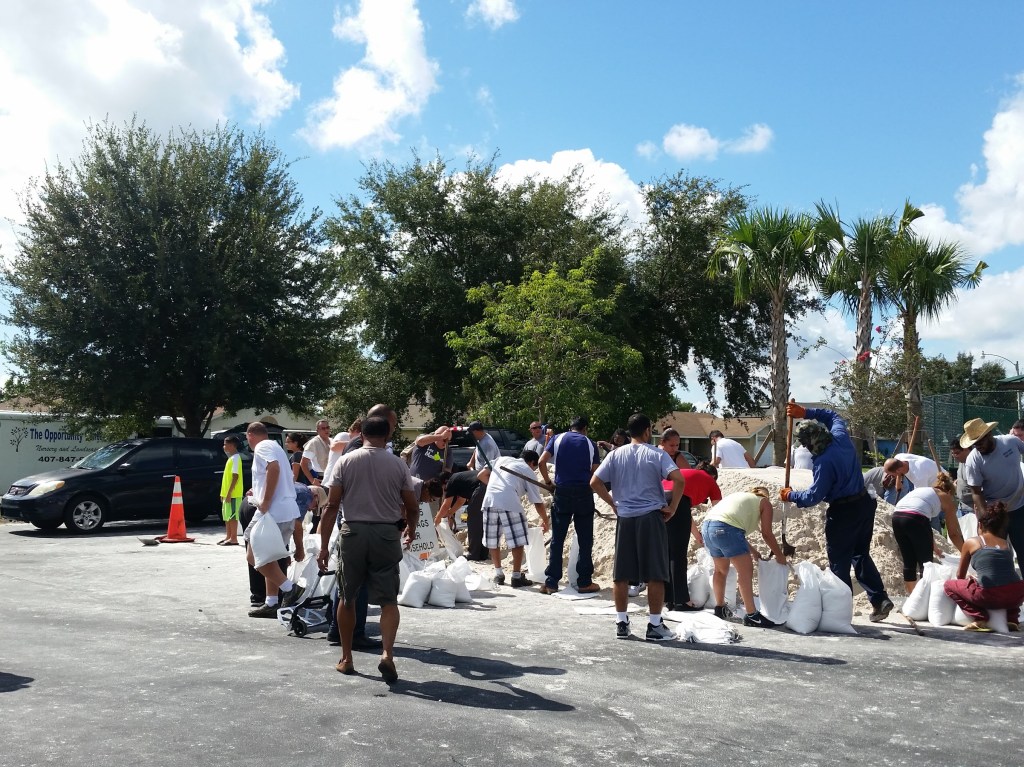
613, 510, 670, 583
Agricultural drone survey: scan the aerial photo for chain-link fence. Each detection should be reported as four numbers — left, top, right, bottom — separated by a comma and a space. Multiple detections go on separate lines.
922, 391, 1021, 466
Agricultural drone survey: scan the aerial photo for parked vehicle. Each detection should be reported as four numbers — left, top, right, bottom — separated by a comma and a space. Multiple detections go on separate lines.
448, 426, 527, 459
1, 438, 251, 533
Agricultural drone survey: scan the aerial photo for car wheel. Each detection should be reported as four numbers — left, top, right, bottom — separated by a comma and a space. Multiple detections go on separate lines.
63, 495, 107, 533
31, 519, 62, 531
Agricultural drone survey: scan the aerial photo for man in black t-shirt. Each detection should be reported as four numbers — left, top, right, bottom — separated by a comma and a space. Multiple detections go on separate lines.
436, 469, 487, 560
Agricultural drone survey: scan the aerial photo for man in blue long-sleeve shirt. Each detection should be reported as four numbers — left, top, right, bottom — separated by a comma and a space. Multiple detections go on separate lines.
780, 404, 895, 622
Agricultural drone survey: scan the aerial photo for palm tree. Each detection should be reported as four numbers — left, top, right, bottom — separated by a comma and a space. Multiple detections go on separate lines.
815, 201, 922, 449
878, 235, 986, 441
709, 208, 822, 466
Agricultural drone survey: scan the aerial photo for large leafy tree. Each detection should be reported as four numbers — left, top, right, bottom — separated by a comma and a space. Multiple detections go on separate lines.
446, 250, 644, 435
632, 173, 774, 417
710, 208, 823, 464
920, 353, 1009, 408
878, 235, 986, 440
323, 154, 622, 425
1, 119, 338, 437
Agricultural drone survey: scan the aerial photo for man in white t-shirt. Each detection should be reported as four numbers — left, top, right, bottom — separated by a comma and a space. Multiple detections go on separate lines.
709, 431, 755, 468
244, 421, 303, 619
300, 419, 332, 485
477, 451, 550, 588
884, 453, 939, 490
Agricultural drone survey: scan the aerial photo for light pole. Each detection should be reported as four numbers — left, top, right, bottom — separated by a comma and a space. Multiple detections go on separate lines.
981, 351, 1022, 416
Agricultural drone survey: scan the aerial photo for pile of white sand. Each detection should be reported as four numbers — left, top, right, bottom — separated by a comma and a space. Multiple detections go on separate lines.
518, 466, 957, 609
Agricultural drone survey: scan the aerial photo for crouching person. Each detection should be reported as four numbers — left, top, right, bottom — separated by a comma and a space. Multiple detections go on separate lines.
317, 415, 419, 683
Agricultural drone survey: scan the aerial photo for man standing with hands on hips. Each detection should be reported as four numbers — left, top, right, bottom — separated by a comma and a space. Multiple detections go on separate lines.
779, 402, 895, 622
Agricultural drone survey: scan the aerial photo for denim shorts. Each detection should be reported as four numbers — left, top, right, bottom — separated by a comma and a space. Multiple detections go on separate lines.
701, 519, 749, 558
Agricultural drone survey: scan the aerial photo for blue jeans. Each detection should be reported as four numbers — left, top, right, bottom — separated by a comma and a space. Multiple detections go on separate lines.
702, 519, 749, 558
545, 485, 595, 588
824, 494, 888, 606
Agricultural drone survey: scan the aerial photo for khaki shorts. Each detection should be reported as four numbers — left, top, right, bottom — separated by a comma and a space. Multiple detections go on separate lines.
338, 521, 403, 606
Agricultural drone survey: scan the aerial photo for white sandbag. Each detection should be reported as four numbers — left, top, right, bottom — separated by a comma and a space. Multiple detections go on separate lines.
445, 557, 474, 603
757, 560, 790, 625
988, 609, 1010, 633
900, 564, 936, 621
465, 572, 487, 591
427, 571, 458, 608
785, 561, 823, 635
436, 519, 464, 560
697, 548, 737, 608
953, 605, 971, 626
957, 513, 978, 543
399, 550, 423, 592
927, 565, 957, 626
567, 533, 580, 589
817, 566, 857, 634
686, 564, 711, 610
249, 512, 289, 569
397, 570, 432, 608
525, 527, 546, 578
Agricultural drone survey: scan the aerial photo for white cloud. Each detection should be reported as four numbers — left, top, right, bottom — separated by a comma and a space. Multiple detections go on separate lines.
915, 75, 1024, 256
300, 0, 439, 151
728, 123, 774, 154
922, 265, 1024, 352
635, 140, 658, 159
0, 0, 297, 252
496, 148, 647, 227
659, 121, 773, 162
662, 123, 720, 162
467, 0, 519, 29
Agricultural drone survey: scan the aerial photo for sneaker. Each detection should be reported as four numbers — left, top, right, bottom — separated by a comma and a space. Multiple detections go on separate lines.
869, 598, 895, 623
539, 583, 558, 595
743, 611, 777, 628
248, 603, 279, 619
616, 620, 631, 639
627, 582, 646, 598
491, 571, 506, 586
279, 585, 302, 609
510, 574, 534, 588
712, 605, 731, 620
645, 622, 678, 642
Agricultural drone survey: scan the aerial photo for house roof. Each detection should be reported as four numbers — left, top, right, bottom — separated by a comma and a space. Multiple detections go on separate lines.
657, 411, 773, 439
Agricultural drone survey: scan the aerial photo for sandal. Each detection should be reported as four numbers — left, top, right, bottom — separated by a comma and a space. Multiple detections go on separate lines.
964, 621, 993, 632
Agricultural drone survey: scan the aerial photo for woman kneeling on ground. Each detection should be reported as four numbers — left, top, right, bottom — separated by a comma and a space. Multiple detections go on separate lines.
892, 474, 964, 594
944, 501, 1024, 632
701, 487, 787, 627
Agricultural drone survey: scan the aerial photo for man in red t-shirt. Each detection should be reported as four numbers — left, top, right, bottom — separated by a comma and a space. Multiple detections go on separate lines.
662, 463, 722, 610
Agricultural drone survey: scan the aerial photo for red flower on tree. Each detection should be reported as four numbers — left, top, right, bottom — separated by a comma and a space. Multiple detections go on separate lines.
856, 351, 871, 362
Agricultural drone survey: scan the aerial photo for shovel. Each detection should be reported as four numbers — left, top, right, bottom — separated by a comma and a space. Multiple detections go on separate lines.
781, 398, 797, 558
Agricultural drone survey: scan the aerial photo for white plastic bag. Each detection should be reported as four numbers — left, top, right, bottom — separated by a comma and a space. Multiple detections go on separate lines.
927, 565, 957, 626
817, 567, 857, 634
436, 519, 464, 560
953, 605, 971, 626
988, 608, 1010, 633
567, 533, 580, 589
686, 564, 711, 610
785, 561, 823, 635
957, 513, 978, 543
249, 512, 289, 569
427, 571, 458, 608
397, 570, 432, 608
757, 560, 791, 625
525, 527, 546, 579
901, 564, 935, 621
446, 557, 474, 603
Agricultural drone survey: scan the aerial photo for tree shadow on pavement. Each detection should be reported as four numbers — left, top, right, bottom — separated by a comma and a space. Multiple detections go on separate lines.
400, 645, 566, 681
0, 672, 34, 692
394, 679, 574, 712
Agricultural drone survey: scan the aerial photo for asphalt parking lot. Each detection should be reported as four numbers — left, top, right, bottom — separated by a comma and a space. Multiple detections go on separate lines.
2, 517, 1023, 767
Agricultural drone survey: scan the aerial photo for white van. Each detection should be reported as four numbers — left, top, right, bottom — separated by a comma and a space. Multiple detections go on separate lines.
0, 412, 111, 495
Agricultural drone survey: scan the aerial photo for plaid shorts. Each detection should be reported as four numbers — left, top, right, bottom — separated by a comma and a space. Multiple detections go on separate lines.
483, 507, 530, 549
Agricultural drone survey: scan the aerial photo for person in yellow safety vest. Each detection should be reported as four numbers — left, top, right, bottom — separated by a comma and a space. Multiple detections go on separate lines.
219, 435, 244, 546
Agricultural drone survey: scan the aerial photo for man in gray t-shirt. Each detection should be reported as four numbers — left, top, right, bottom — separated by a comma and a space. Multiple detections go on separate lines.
409, 426, 454, 481
961, 419, 1024, 568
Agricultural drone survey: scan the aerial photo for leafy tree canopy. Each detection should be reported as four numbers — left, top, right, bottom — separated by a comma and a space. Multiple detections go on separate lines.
1, 119, 339, 438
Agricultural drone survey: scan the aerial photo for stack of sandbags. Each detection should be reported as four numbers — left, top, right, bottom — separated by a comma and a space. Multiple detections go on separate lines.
784, 561, 856, 635
397, 557, 485, 608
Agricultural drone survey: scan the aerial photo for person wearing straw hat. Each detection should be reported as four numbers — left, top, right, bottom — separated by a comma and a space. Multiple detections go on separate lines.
961, 418, 1024, 570
779, 404, 895, 622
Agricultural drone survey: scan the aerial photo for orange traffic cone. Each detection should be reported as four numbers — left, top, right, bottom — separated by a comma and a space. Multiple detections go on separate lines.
157, 475, 194, 543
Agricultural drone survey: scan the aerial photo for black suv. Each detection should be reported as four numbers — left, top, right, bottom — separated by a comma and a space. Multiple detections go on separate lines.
1, 438, 251, 533
446, 426, 527, 471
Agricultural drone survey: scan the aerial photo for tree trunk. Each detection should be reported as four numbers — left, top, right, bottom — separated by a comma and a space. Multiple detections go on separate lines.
852, 272, 874, 459
770, 292, 789, 466
903, 310, 923, 451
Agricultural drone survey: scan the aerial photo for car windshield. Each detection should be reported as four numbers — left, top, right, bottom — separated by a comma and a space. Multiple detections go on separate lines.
73, 443, 138, 470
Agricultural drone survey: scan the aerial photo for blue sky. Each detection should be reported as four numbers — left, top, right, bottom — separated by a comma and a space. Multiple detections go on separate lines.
2, 1, 1023, 406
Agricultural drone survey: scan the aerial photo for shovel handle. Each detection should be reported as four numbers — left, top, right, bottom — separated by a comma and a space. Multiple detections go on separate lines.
784, 397, 795, 488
